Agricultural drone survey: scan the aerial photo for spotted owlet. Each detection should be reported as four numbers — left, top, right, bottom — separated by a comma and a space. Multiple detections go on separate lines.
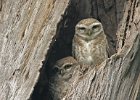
72, 18, 108, 68
48, 56, 78, 100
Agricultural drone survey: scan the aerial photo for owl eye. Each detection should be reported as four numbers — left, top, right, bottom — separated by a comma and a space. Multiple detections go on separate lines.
92, 25, 101, 32
53, 67, 59, 72
64, 64, 72, 70
78, 27, 86, 30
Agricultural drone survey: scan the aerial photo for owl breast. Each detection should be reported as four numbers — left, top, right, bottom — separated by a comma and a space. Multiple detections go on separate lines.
72, 33, 107, 68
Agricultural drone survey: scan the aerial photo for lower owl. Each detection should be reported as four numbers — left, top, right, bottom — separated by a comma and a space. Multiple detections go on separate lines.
48, 56, 78, 100
72, 18, 108, 68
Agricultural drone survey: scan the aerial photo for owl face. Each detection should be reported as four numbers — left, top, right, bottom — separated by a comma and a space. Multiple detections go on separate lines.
75, 18, 103, 41
54, 62, 73, 75
51, 57, 77, 80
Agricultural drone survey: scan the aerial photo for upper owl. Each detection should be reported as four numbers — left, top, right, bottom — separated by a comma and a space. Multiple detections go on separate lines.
75, 18, 104, 41
73, 18, 108, 67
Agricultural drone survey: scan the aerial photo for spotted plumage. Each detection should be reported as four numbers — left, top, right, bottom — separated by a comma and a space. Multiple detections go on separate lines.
72, 18, 108, 68
48, 56, 78, 100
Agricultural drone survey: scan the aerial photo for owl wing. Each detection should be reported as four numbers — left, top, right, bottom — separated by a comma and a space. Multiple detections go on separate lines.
72, 40, 76, 58
106, 43, 111, 57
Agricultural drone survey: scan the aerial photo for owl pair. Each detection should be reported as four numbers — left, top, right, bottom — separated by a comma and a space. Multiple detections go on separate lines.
49, 18, 108, 100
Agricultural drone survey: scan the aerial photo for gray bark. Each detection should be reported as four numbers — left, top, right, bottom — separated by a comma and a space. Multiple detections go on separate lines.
64, 0, 140, 100
65, 33, 140, 100
0, 0, 140, 100
0, 0, 69, 100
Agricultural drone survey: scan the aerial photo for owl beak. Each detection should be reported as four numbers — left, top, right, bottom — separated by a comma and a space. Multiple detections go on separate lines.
87, 31, 92, 36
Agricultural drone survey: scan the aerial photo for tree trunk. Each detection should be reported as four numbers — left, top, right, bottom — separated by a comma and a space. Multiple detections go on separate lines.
63, 0, 140, 100
0, 0, 140, 100
0, 0, 69, 100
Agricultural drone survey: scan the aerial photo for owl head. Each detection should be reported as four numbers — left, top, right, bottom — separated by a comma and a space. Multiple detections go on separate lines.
75, 18, 104, 41
51, 57, 77, 80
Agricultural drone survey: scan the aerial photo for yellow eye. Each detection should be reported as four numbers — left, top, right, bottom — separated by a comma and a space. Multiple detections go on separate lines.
78, 27, 86, 30
92, 25, 101, 32
51, 67, 59, 75
77, 27, 86, 33
64, 64, 72, 70
77, 27, 86, 32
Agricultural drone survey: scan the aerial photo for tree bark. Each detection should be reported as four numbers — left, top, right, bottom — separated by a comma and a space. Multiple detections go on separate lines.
0, 0, 140, 100
0, 0, 69, 100
65, 33, 140, 100
63, 0, 140, 100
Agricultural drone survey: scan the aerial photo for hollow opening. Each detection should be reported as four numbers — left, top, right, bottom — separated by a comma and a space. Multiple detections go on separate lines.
30, 0, 119, 99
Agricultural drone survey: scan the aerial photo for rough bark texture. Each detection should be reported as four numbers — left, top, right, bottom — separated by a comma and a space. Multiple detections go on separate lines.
0, 0, 69, 100
65, 34, 140, 100
63, 0, 140, 100
0, 0, 140, 100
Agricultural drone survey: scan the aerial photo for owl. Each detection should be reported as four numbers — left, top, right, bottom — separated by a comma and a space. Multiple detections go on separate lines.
48, 56, 78, 100
72, 18, 108, 68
